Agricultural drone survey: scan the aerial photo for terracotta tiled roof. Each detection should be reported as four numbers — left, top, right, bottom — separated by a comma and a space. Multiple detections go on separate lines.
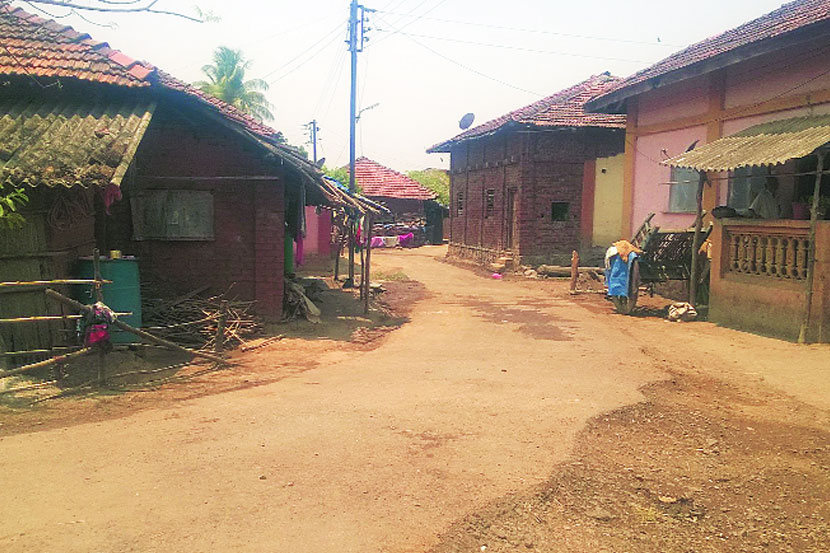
0, 6, 280, 139
428, 73, 626, 153
588, 0, 830, 111
0, 6, 153, 87
353, 157, 437, 201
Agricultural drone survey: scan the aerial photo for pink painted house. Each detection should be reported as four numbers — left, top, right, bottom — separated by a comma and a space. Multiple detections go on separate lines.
587, 0, 830, 341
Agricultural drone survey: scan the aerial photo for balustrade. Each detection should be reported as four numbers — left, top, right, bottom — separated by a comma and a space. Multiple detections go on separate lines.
725, 228, 810, 281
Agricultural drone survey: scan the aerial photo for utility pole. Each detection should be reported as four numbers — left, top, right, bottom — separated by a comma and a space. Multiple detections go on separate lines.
305, 120, 319, 163
345, 0, 372, 288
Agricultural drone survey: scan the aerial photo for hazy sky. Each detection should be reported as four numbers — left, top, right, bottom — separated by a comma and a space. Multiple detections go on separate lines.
18, 0, 790, 171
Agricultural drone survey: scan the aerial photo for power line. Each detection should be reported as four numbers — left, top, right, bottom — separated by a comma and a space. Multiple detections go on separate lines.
260, 18, 347, 82
375, 28, 648, 63
369, 0, 449, 47
390, 25, 542, 97
375, 9, 683, 47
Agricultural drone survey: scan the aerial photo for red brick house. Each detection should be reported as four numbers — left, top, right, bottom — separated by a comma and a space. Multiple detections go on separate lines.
428, 73, 627, 267
351, 156, 444, 243
353, 157, 437, 212
0, 7, 353, 354
586, 0, 830, 342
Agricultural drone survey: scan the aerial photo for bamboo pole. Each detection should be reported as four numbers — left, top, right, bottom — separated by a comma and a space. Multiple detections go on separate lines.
0, 279, 112, 287
0, 313, 131, 324
44, 289, 226, 365
0, 348, 93, 380
798, 150, 826, 344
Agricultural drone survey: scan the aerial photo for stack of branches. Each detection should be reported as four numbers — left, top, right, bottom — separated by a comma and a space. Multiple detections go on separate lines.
142, 289, 261, 351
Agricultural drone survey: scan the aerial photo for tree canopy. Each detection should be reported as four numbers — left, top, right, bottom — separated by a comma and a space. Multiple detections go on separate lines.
407, 168, 450, 205
195, 47, 274, 122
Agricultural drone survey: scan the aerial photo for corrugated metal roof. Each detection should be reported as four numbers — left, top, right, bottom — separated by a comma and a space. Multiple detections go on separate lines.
0, 97, 154, 188
664, 114, 830, 171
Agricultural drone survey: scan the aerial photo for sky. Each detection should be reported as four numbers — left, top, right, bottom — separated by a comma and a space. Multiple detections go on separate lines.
16, 0, 791, 172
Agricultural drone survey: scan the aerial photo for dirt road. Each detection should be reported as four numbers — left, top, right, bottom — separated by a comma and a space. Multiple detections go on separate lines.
1, 246, 828, 552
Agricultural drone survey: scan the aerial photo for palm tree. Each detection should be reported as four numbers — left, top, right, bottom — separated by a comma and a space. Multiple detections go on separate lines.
195, 47, 274, 122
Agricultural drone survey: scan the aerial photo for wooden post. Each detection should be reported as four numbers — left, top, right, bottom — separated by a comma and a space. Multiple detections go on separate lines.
345, 219, 356, 288
798, 150, 825, 344
97, 350, 106, 386
215, 300, 228, 355
359, 236, 366, 301
689, 172, 707, 307
569, 250, 579, 294
92, 248, 104, 303
45, 289, 226, 364
364, 215, 373, 314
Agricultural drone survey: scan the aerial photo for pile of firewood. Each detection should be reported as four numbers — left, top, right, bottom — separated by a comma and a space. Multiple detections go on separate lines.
142, 290, 261, 351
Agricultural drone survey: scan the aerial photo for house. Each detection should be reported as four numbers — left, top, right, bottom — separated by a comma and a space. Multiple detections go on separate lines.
0, 7, 366, 356
351, 156, 444, 245
427, 73, 626, 268
586, 0, 830, 342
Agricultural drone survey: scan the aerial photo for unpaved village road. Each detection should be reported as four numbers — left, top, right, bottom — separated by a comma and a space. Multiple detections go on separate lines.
1, 246, 829, 553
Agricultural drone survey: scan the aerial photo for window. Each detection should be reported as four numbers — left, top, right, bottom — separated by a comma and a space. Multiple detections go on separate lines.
456, 191, 464, 216
485, 189, 495, 217
728, 166, 767, 210
668, 166, 699, 213
551, 201, 569, 221
131, 190, 214, 240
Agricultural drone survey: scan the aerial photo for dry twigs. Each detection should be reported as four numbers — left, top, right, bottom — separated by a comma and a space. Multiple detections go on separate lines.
142, 290, 261, 351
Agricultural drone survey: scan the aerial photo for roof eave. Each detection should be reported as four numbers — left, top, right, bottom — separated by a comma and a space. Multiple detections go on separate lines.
586, 19, 830, 114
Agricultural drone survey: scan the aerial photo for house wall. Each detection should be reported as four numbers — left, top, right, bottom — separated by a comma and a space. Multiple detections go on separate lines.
624, 34, 830, 237
301, 206, 332, 258
448, 133, 522, 264
107, 107, 286, 319
592, 153, 625, 246
448, 129, 623, 266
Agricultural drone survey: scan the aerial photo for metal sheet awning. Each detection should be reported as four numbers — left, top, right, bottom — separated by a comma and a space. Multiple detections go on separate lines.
0, 97, 155, 188
665, 114, 830, 171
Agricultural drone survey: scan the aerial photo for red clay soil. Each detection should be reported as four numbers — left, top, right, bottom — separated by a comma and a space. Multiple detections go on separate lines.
0, 246, 828, 553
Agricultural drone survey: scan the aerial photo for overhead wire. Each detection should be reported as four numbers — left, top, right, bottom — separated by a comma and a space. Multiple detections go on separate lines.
375, 29, 649, 63
261, 18, 348, 83
374, 9, 684, 47
373, 15, 542, 96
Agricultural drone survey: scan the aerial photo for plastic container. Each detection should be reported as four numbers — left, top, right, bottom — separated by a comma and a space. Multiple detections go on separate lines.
75, 256, 142, 343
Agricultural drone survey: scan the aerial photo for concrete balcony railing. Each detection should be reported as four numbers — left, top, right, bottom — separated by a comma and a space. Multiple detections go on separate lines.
710, 219, 830, 342
726, 225, 810, 281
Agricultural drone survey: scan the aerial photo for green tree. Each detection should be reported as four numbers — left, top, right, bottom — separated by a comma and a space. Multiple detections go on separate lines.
323, 166, 351, 187
407, 168, 449, 205
195, 46, 274, 122
0, 180, 28, 230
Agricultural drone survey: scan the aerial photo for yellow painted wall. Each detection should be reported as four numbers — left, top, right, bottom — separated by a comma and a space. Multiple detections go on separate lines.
592, 153, 625, 246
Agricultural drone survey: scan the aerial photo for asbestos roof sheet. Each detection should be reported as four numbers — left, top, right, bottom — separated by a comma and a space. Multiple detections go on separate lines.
664, 114, 830, 171
0, 96, 154, 188
428, 73, 626, 153
353, 157, 437, 201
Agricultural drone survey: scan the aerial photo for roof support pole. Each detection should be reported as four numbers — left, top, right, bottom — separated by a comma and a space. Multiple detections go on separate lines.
689, 171, 707, 307
798, 150, 825, 344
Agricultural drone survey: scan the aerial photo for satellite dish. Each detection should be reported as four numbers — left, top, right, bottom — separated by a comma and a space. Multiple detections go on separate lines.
459, 112, 475, 130
315, 157, 326, 168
